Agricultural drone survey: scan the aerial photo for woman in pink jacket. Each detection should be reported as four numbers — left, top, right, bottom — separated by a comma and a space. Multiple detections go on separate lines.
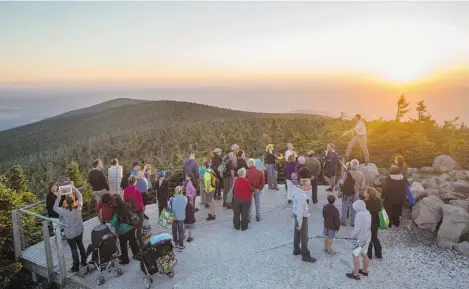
185, 173, 199, 212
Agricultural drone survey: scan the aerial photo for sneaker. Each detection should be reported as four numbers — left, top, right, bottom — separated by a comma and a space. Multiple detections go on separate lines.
328, 251, 336, 256
302, 256, 316, 263
204, 204, 210, 209
256, 216, 260, 222
351, 224, 355, 227
359, 269, 369, 277
323, 249, 328, 253
293, 250, 301, 256
234, 226, 240, 230
119, 260, 129, 265
69, 267, 79, 273
288, 200, 292, 204
206, 214, 216, 221
179, 246, 185, 252
340, 222, 347, 227
306, 199, 310, 204
193, 208, 199, 213
346, 273, 360, 280
187, 237, 194, 242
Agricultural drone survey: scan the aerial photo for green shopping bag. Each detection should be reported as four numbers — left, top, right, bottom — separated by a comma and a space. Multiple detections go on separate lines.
378, 204, 390, 229
159, 208, 174, 229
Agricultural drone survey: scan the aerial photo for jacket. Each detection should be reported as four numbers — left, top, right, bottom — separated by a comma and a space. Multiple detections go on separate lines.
46, 193, 60, 218
123, 185, 144, 212
96, 200, 115, 222
342, 169, 367, 198
108, 165, 123, 194
305, 157, 321, 178
292, 188, 309, 227
183, 159, 199, 180
120, 170, 132, 190
204, 169, 216, 192
185, 180, 197, 198
285, 162, 298, 180
88, 169, 109, 191
154, 179, 169, 203
110, 213, 133, 235
169, 194, 188, 221
382, 174, 407, 205
323, 203, 340, 231
53, 189, 84, 239
233, 177, 252, 201
184, 196, 196, 225
246, 167, 265, 192
264, 153, 276, 165
235, 158, 248, 174
365, 198, 382, 231
352, 200, 372, 242
322, 151, 339, 177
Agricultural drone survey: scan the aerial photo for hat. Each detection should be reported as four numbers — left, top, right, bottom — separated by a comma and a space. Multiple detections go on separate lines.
213, 148, 222, 154
158, 170, 165, 177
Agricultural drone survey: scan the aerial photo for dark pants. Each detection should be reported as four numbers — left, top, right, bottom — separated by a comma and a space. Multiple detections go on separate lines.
135, 210, 145, 249
66, 233, 86, 269
158, 199, 168, 217
311, 178, 318, 204
385, 203, 402, 227
233, 199, 251, 230
172, 220, 184, 247
367, 225, 382, 258
293, 216, 310, 257
119, 228, 140, 263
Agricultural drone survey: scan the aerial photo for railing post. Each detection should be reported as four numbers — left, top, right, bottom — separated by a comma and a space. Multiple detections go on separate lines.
11, 210, 22, 260
55, 225, 67, 287
42, 221, 54, 282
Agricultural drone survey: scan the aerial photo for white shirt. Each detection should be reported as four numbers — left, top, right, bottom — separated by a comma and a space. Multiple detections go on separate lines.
285, 150, 293, 161
354, 120, 367, 136
108, 165, 123, 194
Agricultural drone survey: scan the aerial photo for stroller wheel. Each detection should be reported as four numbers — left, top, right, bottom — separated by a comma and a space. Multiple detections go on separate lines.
143, 277, 152, 289
117, 268, 123, 276
96, 276, 105, 286
114, 269, 119, 277
167, 272, 174, 278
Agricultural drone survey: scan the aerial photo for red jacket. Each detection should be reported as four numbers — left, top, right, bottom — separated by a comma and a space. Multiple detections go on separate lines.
233, 178, 252, 201
123, 185, 144, 212
96, 200, 115, 222
246, 167, 265, 192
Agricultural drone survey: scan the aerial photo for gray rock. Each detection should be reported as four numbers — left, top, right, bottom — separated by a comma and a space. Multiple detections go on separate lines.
357, 163, 379, 186
438, 192, 458, 202
411, 182, 426, 200
452, 170, 467, 181
412, 173, 421, 180
439, 181, 456, 192
437, 204, 469, 246
437, 173, 451, 184
421, 177, 438, 190
465, 171, 469, 179
425, 189, 439, 196
407, 168, 420, 175
432, 155, 461, 171
454, 180, 469, 194
411, 195, 444, 232
421, 167, 436, 173
454, 241, 469, 257
449, 200, 469, 213
438, 241, 455, 250
452, 192, 469, 200
408, 178, 414, 183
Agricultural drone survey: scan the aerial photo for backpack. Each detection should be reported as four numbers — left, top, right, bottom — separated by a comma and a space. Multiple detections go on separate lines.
341, 171, 356, 196
218, 159, 226, 177
119, 202, 140, 226
209, 170, 218, 188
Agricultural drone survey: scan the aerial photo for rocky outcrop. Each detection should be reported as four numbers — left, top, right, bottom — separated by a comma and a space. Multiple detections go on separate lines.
454, 180, 469, 194
411, 195, 444, 232
437, 205, 469, 246
454, 241, 469, 257
421, 177, 438, 190
411, 182, 426, 200
449, 200, 469, 213
357, 163, 379, 186
432, 155, 460, 172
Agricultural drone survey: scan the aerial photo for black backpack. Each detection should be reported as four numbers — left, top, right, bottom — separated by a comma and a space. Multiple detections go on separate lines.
119, 203, 140, 226
341, 171, 356, 196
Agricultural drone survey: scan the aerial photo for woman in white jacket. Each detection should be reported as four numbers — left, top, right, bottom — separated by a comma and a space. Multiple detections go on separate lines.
108, 158, 123, 195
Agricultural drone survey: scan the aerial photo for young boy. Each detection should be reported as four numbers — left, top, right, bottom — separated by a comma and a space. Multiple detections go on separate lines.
291, 179, 316, 263
323, 194, 340, 255
170, 186, 188, 252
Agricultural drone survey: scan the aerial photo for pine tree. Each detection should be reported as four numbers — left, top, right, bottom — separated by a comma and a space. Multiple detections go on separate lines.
395, 94, 410, 122
415, 100, 433, 123
5, 165, 29, 193
67, 161, 85, 188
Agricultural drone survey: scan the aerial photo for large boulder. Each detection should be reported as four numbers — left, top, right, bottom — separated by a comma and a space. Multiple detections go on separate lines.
432, 155, 461, 172
454, 241, 469, 257
452, 170, 467, 181
439, 181, 455, 192
411, 182, 427, 200
407, 168, 420, 175
425, 189, 439, 196
437, 174, 451, 184
357, 163, 379, 186
438, 192, 458, 202
421, 177, 438, 190
411, 195, 444, 232
454, 180, 469, 194
437, 205, 469, 247
449, 200, 469, 213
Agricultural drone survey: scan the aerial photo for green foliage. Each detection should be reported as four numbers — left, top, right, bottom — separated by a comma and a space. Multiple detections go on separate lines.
0, 178, 37, 288
395, 94, 410, 122
5, 165, 29, 193
415, 100, 434, 123
67, 160, 85, 188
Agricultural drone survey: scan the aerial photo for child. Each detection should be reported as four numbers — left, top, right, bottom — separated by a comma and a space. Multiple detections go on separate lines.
170, 186, 188, 252
184, 195, 196, 242
203, 161, 216, 221
346, 199, 372, 280
291, 179, 316, 263
185, 173, 199, 212
323, 194, 340, 255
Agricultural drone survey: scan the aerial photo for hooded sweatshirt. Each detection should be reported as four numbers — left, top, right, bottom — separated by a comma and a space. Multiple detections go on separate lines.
292, 187, 309, 227
183, 159, 200, 180
352, 200, 372, 243
53, 189, 84, 239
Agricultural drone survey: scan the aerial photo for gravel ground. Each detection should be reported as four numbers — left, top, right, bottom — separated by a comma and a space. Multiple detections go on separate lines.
72, 186, 469, 289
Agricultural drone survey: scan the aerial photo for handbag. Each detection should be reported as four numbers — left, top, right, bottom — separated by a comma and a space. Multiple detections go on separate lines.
378, 204, 390, 229
159, 208, 174, 229
405, 183, 416, 205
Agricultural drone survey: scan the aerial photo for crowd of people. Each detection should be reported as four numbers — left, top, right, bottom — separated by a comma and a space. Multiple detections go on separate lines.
43, 115, 412, 280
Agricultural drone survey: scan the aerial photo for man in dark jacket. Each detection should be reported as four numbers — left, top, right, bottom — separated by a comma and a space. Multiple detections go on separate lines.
121, 161, 141, 190
305, 151, 321, 204
365, 187, 383, 259
88, 159, 109, 202
296, 156, 312, 203
154, 171, 169, 217
382, 165, 407, 227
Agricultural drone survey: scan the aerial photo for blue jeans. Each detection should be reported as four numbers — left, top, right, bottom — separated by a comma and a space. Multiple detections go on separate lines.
266, 164, 278, 189
248, 191, 261, 221
341, 195, 356, 225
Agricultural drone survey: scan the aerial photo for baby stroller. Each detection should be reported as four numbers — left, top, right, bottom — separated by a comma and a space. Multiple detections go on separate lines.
85, 224, 123, 286
140, 233, 177, 289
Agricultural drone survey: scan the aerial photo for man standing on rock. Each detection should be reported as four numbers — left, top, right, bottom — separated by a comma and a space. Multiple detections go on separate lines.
343, 114, 370, 166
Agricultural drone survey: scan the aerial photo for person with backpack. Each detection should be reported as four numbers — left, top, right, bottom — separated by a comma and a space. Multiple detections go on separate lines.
110, 195, 140, 265
203, 160, 217, 221
222, 152, 235, 208
340, 159, 367, 227
305, 151, 321, 204
211, 148, 223, 200
169, 186, 188, 251
123, 175, 145, 249
382, 165, 408, 228
264, 144, 278, 190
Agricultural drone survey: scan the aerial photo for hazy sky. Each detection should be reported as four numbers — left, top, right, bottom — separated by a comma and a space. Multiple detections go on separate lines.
1, 1, 469, 84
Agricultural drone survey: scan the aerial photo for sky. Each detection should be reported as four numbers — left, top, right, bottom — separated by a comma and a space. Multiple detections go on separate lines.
0, 1, 468, 129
